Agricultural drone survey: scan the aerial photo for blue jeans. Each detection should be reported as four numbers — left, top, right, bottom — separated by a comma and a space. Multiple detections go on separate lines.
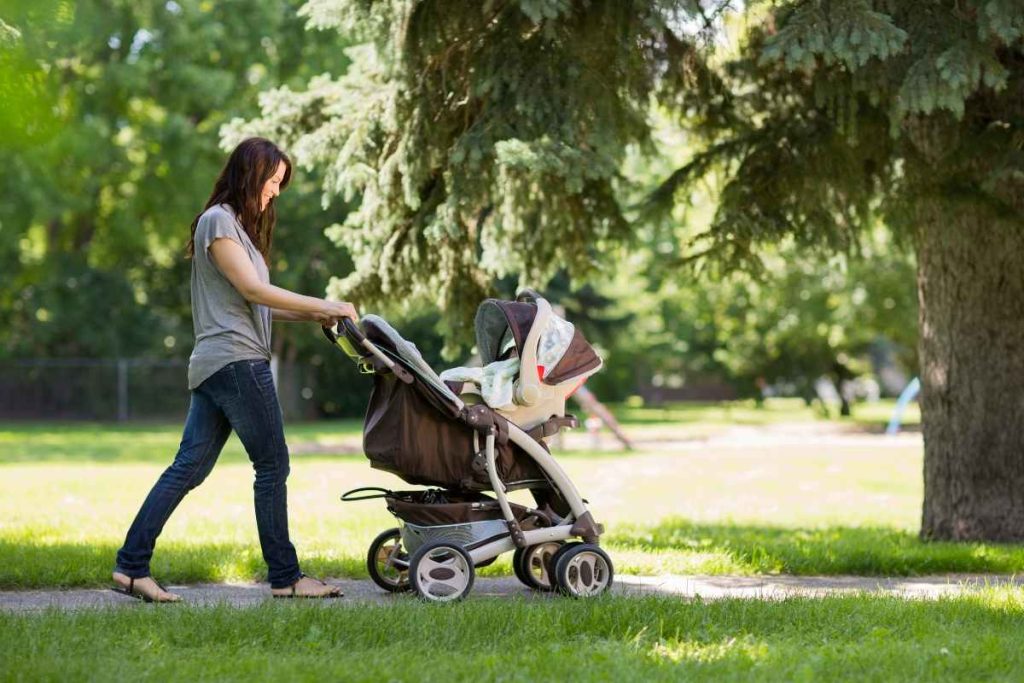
114, 359, 302, 589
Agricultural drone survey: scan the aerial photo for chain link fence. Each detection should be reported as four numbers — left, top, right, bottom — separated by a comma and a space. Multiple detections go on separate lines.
0, 359, 323, 421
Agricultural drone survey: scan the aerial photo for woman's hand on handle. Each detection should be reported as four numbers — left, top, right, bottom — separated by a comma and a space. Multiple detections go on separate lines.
317, 300, 359, 329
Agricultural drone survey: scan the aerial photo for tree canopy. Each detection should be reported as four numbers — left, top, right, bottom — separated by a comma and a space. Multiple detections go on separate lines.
0, 0, 351, 358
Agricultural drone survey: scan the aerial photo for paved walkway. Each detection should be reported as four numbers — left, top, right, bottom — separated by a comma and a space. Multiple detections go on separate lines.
2, 574, 1020, 612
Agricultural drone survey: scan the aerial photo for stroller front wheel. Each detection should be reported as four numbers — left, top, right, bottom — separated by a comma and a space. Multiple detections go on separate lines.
367, 528, 412, 593
409, 541, 475, 602
552, 544, 614, 598
512, 541, 564, 591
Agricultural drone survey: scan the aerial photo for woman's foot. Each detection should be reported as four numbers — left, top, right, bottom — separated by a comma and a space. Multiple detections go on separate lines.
111, 572, 182, 603
271, 574, 343, 599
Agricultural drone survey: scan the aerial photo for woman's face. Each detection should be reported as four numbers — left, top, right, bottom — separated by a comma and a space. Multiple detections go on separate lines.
260, 161, 287, 211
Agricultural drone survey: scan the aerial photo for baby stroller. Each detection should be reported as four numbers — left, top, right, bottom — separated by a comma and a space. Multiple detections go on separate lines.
326, 289, 613, 602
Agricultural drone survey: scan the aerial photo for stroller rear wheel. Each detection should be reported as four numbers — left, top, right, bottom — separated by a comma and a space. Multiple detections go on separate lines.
552, 543, 613, 598
512, 542, 564, 591
409, 541, 475, 602
367, 528, 411, 593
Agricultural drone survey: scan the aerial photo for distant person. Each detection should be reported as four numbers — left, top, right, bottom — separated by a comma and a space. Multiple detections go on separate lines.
112, 137, 356, 602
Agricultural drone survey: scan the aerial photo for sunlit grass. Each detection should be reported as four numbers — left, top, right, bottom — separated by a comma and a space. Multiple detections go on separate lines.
3, 419, 1020, 588
0, 398, 917, 463
610, 397, 919, 431
0, 420, 364, 464
4, 591, 1024, 681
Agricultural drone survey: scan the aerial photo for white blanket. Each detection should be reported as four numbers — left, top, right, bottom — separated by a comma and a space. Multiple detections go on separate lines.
440, 358, 521, 411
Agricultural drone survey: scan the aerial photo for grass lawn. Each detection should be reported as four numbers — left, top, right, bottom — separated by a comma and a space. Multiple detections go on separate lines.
611, 397, 919, 429
0, 398, 919, 463
2, 398, 1017, 590
4, 592, 1024, 681
5, 403, 1020, 682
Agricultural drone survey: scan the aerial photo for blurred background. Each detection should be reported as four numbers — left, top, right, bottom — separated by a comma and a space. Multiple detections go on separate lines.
0, 0, 919, 423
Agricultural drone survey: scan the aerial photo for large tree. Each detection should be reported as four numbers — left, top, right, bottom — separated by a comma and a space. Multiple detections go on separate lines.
239, 0, 1022, 540
654, 0, 1023, 541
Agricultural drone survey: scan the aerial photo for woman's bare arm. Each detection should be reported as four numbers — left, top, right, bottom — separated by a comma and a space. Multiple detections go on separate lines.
269, 308, 316, 322
208, 238, 357, 321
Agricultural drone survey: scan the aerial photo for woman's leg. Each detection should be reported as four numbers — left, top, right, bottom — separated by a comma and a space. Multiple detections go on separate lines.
114, 388, 231, 577
217, 359, 302, 589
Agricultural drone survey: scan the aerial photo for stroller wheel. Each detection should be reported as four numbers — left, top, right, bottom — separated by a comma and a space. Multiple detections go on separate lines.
367, 528, 411, 593
512, 542, 564, 591
552, 544, 614, 598
409, 541, 475, 602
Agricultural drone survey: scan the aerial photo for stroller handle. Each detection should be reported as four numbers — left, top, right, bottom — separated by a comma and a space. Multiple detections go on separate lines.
322, 316, 415, 385
321, 316, 365, 345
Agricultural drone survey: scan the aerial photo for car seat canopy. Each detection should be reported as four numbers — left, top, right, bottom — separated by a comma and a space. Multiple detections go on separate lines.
474, 299, 602, 384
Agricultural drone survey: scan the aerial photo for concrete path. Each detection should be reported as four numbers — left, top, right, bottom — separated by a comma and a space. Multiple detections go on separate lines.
2, 574, 1021, 612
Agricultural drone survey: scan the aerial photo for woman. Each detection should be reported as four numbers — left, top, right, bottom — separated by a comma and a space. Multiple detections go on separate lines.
112, 137, 355, 601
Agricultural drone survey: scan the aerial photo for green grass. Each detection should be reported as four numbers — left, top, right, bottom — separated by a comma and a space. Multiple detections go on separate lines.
609, 521, 1024, 576
0, 420, 364, 464
609, 397, 920, 432
0, 398, 917, 463
3, 413, 1023, 588
4, 592, 1024, 681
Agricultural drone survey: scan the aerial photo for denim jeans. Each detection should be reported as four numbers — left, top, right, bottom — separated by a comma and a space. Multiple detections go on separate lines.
114, 359, 302, 589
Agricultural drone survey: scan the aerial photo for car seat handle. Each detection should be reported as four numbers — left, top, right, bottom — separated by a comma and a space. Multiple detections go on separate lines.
515, 288, 542, 303
514, 296, 551, 406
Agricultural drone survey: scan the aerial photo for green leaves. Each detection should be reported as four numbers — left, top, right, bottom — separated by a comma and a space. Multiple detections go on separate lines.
0, 0, 354, 359
760, 2, 907, 72
516, 0, 573, 24
898, 42, 1009, 119
979, 0, 1024, 43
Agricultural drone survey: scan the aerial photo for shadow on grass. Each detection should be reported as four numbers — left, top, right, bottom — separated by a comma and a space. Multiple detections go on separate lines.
609, 518, 1024, 576
0, 539, 367, 590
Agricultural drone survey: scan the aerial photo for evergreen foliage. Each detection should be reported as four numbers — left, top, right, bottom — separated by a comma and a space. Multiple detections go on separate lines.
229, 0, 730, 351
650, 0, 1023, 260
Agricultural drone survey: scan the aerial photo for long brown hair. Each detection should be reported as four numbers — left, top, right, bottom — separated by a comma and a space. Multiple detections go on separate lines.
187, 137, 292, 264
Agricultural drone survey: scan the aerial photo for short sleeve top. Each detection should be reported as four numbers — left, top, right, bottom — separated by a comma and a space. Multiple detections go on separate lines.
186, 203, 272, 390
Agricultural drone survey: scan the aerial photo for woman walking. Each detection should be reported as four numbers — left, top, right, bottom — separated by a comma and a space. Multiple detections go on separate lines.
112, 137, 354, 601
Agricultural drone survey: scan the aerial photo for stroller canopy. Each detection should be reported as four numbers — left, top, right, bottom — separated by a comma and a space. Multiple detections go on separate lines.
474, 299, 601, 385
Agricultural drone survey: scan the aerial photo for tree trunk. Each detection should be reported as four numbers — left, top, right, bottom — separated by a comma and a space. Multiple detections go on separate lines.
917, 200, 1024, 541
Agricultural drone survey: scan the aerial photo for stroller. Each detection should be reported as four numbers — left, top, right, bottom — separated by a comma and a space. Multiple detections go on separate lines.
326, 289, 613, 602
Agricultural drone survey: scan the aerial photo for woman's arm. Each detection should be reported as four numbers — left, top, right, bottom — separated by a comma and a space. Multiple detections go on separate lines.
208, 238, 357, 321
270, 308, 316, 322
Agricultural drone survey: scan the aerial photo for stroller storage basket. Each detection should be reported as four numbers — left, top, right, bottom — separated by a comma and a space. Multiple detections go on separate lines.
384, 490, 539, 555
385, 490, 533, 525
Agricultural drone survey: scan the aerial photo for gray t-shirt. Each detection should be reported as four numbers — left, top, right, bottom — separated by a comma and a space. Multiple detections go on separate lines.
187, 203, 272, 390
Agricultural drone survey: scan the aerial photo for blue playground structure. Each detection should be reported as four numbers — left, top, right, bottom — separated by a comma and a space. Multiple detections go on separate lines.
886, 377, 920, 435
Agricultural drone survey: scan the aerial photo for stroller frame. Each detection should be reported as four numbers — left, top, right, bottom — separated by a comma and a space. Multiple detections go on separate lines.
329, 290, 612, 601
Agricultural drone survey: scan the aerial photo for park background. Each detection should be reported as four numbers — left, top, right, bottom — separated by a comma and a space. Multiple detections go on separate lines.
2, 1, 1024, 681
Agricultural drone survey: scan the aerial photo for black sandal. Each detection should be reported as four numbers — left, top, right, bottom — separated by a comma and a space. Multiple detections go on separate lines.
272, 573, 343, 599
110, 576, 179, 603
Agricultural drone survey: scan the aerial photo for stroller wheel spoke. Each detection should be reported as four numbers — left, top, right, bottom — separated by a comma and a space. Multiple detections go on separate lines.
367, 528, 412, 593
513, 542, 564, 591
410, 542, 475, 602
553, 544, 614, 598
